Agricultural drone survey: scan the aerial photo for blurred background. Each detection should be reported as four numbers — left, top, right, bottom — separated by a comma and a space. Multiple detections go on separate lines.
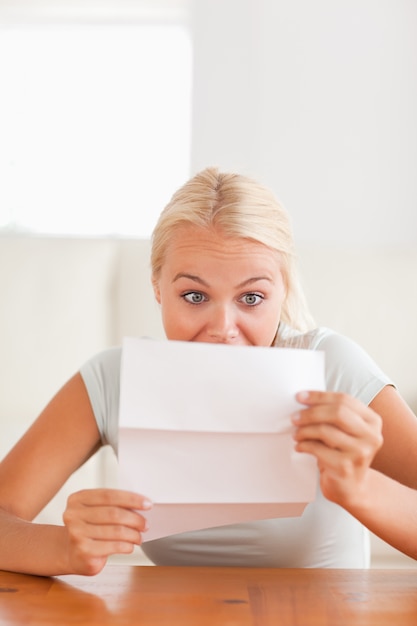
1, 0, 416, 567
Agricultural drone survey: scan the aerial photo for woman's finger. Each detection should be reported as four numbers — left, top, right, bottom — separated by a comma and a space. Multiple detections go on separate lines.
295, 391, 381, 426
68, 488, 153, 511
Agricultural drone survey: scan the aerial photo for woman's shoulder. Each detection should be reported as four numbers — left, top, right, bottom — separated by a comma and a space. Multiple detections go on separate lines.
275, 323, 393, 402
276, 322, 375, 355
81, 346, 122, 374
275, 323, 337, 350
80, 346, 125, 395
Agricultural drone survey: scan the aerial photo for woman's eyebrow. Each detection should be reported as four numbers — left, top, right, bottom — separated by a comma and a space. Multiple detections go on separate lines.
172, 273, 273, 288
172, 273, 209, 286
236, 276, 274, 288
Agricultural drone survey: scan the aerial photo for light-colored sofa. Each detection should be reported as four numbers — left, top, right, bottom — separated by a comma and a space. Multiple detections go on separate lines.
1, 235, 416, 567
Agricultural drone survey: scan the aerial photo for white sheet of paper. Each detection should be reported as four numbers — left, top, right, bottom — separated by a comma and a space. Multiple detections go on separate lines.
118, 337, 325, 542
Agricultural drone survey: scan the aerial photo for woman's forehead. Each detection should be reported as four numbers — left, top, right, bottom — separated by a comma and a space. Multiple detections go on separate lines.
166, 225, 273, 257
161, 225, 283, 278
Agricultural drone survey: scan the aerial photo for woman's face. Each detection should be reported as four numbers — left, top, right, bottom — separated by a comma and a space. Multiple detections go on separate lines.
152, 225, 287, 346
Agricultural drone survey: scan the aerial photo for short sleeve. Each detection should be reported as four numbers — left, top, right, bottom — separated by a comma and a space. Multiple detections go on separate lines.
313, 329, 394, 405
275, 323, 394, 406
79, 347, 122, 452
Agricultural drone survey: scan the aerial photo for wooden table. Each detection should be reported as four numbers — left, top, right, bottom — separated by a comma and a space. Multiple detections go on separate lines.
1, 565, 417, 625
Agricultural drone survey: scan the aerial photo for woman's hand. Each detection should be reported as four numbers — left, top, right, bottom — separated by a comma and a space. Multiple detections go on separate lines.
291, 391, 383, 507
62, 488, 152, 576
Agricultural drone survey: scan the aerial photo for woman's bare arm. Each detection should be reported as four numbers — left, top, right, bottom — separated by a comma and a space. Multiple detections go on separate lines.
340, 468, 417, 560
0, 373, 150, 576
369, 385, 417, 488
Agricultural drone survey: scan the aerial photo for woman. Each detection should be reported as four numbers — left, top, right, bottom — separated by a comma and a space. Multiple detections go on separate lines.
0, 167, 416, 576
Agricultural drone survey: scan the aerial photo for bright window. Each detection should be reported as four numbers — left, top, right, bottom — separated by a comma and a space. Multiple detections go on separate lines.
0, 21, 192, 237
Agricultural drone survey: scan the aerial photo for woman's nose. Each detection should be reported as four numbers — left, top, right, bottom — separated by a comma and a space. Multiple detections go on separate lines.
206, 306, 239, 342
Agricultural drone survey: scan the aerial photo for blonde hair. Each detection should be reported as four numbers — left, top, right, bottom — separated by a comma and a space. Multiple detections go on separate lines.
151, 166, 314, 332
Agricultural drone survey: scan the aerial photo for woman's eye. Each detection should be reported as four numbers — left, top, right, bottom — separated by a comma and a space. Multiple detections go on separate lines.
241, 293, 263, 306
182, 291, 207, 304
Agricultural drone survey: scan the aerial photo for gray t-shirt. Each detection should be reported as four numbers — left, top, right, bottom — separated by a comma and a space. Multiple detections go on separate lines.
80, 324, 392, 568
